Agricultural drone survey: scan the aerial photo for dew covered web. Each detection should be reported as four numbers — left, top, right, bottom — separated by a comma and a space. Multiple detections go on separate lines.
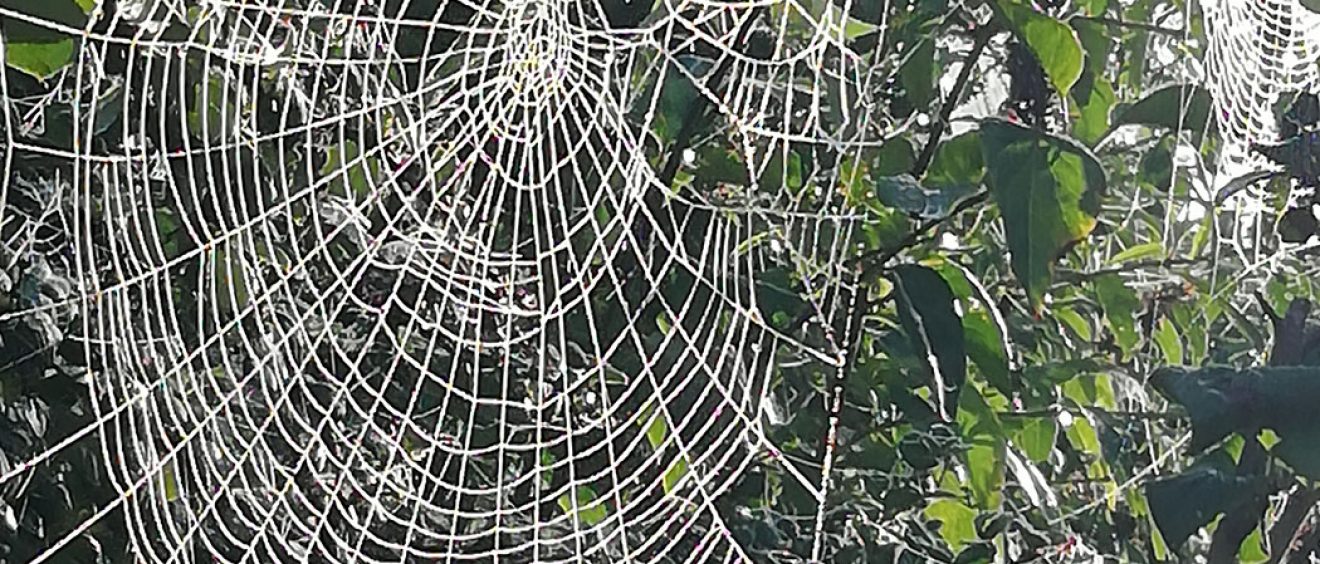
0, 0, 900, 560
1203, 0, 1320, 172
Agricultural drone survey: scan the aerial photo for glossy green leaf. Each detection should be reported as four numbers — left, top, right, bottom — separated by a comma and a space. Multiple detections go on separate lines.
925, 132, 985, 188
980, 120, 1106, 311
995, 0, 1084, 97
892, 264, 966, 420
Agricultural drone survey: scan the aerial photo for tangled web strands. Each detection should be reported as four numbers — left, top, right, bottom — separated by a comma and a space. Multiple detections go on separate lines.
1203, 0, 1320, 169
1, 0, 900, 560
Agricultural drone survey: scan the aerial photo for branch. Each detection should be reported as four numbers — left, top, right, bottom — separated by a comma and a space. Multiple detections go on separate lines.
912, 25, 994, 177
997, 407, 1183, 421
1056, 256, 1207, 283
1071, 15, 1182, 37
1270, 488, 1320, 564
852, 191, 990, 277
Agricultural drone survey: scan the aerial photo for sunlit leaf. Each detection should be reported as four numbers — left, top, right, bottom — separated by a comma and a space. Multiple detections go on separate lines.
558, 486, 609, 526
995, 0, 1084, 98
1108, 242, 1163, 264
980, 120, 1106, 311
958, 387, 1007, 509
1, 0, 91, 79
926, 498, 978, 552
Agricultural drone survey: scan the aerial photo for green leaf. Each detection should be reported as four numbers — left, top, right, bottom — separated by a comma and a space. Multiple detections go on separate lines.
1071, 18, 1111, 76
1, 0, 91, 79
1014, 417, 1057, 463
900, 39, 937, 108
892, 264, 967, 420
958, 387, 1007, 509
654, 55, 710, 144
5, 36, 75, 81
558, 486, 609, 526
1063, 374, 1116, 410
1108, 242, 1164, 264
873, 174, 978, 219
964, 310, 1011, 396
1095, 274, 1139, 356
321, 141, 383, 200
872, 138, 916, 176
1112, 84, 1213, 136
1146, 448, 1266, 550
1239, 526, 1269, 564
1303, 0, 1320, 13
980, 120, 1106, 311
663, 456, 689, 494
187, 75, 238, 143
1152, 366, 1320, 478
954, 543, 994, 564
644, 408, 667, 449
1071, 72, 1116, 146
1065, 413, 1102, 456
1055, 307, 1092, 341
995, 0, 1084, 97
925, 498, 979, 553
925, 132, 984, 188
1153, 318, 1183, 365
161, 463, 179, 502
755, 267, 805, 331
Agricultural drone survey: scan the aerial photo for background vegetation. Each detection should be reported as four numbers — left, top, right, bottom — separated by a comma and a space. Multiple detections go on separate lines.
3, 0, 1320, 561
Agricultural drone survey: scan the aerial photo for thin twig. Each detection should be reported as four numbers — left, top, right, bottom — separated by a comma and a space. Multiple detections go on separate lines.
912, 25, 994, 177
852, 191, 990, 277
1056, 256, 1207, 282
1072, 15, 1182, 37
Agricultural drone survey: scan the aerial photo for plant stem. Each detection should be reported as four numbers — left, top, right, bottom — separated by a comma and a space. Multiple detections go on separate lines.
853, 190, 990, 277
912, 25, 994, 177
1072, 15, 1182, 38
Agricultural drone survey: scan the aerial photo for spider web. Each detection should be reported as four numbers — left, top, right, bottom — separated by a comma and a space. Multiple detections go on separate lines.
1203, 0, 1320, 171
0, 0, 900, 560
